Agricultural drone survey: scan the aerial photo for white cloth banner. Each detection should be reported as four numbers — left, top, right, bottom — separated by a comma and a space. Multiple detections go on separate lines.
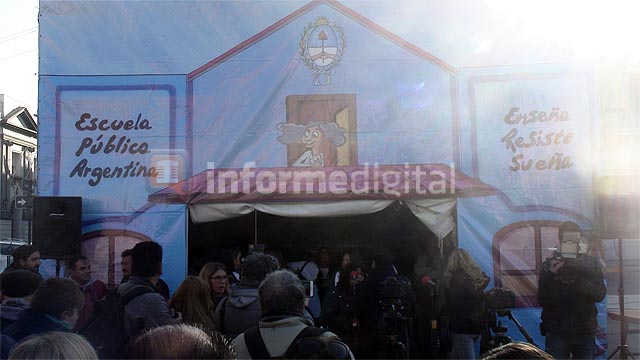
189, 198, 456, 240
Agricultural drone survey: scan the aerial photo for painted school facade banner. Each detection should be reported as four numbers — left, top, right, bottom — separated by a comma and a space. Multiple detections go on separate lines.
37, 0, 604, 353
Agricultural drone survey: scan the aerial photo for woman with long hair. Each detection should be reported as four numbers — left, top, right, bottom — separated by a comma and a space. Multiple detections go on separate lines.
321, 264, 362, 348
169, 276, 216, 330
198, 262, 229, 309
442, 248, 490, 360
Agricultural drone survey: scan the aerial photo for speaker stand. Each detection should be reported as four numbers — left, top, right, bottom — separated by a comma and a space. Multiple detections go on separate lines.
608, 238, 635, 360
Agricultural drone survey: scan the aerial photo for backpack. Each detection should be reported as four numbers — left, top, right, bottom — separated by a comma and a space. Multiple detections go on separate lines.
294, 261, 311, 281
244, 325, 349, 359
79, 285, 155, 358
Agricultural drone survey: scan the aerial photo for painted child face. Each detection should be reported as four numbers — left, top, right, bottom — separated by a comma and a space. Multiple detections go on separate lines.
303, 126, 323, 148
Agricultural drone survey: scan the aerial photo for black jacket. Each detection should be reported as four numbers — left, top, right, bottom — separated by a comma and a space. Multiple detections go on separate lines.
538, 253, 606, 335
322, 287, 356, 345
445, 271, 487, 334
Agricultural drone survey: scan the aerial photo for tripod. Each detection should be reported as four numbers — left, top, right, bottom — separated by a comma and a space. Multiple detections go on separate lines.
481, 308, 537, 354
608, 237, 635, 360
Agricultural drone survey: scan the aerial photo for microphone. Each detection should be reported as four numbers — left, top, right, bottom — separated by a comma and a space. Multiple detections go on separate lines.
421, 275, 434, 287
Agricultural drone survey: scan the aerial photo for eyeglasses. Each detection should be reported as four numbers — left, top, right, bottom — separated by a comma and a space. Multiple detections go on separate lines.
210, 275, 228, 281
293, 338, 350, 359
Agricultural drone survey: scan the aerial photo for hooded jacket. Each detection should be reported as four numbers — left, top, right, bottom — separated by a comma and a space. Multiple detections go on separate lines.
1, 298, 31, 331
2, 308, 71, 342
232, 314, 352, 359
117, 276, 178, 337
214, 285, 262, 339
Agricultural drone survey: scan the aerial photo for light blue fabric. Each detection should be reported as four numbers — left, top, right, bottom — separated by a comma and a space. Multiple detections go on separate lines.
450, 332, 480, 360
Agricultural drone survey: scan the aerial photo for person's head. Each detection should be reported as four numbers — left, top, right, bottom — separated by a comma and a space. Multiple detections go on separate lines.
258, 270, 305, 316
0, 269, 43, 301
121, 249, 133, 280
240, 253, 280, 288
8, 332, 98, 360
30, 278, 84, 328
127, 324, 236, 359
481, 342, 554, 360
372, 249, 393, 269
340, 252, 361, 270
558, 221, 581, 242
131, 241, 163, 278
318, 247, 331, 267
169, 276, 215, 329
231, 248, 243, 271
277, 121, 346, 150
265, 248, 288, 270
68, 255, 91, 285
303, 123, 325, 150
341, 253, 351, 269
198, 262, 228, 296
443, 248, 487, 290
337, 264, 361, 292
10, 245, 40, 272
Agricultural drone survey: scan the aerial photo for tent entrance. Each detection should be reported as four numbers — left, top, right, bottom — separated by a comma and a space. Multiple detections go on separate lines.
188, 201, 454, 279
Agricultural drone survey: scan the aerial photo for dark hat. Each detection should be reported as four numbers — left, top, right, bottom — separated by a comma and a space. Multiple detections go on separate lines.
240, 253, 280, 287
1, 269, 44, 298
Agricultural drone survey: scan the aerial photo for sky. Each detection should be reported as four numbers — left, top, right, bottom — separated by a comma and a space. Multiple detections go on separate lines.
2, 0, 639, 119
0, 0, 38, 115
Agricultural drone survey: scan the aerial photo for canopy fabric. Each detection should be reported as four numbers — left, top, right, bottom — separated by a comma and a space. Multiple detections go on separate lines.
189, 198, 456, 240
153, 163, 489, 240
149, 163, 494, 204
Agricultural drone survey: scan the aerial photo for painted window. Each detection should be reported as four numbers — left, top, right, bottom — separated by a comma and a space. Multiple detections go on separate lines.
493, 221, 561, 307
81, 230, 151, 288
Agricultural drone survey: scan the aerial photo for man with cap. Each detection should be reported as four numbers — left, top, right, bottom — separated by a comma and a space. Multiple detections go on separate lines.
0, 270, 44, 330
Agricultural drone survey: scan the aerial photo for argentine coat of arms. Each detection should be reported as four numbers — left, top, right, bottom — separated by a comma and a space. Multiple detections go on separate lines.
299, 16, 346, 86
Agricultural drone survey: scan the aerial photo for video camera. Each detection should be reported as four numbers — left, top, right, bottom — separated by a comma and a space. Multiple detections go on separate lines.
548, 231, 582, 263
545, 231, 587, 283
480, 288, 537, 353
380, 276, 412, 301
378, 276, 414, 359
485, 287, 516, 311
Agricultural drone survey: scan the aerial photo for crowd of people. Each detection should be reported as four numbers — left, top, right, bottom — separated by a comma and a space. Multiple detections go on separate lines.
0, 220, 605, 359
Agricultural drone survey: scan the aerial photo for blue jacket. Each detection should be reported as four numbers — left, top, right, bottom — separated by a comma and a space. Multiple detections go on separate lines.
2, 308, 71, 342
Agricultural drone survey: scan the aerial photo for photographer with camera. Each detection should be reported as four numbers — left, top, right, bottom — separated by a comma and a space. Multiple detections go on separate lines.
538, 221, 606, 359
355, 250, 414, 359
442, 248, 490, 360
